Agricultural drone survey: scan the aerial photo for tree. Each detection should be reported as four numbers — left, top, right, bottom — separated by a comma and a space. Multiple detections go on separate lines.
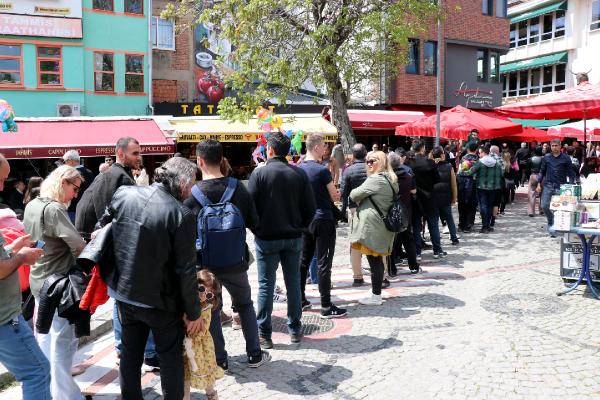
164, 0, 438, 153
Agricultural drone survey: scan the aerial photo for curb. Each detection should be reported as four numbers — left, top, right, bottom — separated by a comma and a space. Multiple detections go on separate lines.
0, 309, 114, 388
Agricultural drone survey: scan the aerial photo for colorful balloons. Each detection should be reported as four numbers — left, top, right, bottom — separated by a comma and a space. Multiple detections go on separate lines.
0, 99, 17, 132
291, 130, 303, 156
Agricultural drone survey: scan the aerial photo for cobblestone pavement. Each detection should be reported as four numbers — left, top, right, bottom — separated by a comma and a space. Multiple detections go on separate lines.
3, 189, 600, 399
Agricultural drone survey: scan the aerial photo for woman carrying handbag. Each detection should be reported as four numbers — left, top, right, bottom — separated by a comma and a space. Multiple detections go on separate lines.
349, 151, 399, 306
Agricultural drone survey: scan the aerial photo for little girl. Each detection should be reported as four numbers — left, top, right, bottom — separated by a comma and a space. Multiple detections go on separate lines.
183, 270, 224, 400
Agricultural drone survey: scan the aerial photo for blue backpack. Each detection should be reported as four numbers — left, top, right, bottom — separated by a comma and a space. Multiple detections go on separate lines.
191, 178, 247, 271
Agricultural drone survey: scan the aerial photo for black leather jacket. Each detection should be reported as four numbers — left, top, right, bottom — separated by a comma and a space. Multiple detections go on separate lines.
341, 159, 368, 210
98, 183, 201, 320
36, 266, 91, 338
530, 156, 543, 174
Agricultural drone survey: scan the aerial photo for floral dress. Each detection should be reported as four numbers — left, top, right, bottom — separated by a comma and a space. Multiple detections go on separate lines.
184, 304, 224, 389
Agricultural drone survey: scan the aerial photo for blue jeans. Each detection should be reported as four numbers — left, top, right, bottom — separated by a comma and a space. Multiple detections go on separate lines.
541, 185, 561, 229
412, 207, 443, 255
113, 302, 156, 358
439, 205, 459, 242
0, 315, 51, 400
309, 256, 318, 284
477, 189, 496, 229
255, 238, 303, 339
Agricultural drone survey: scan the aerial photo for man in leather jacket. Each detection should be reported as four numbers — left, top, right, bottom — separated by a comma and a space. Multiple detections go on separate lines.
98, 157, 202, 400
340, 143, 368, 286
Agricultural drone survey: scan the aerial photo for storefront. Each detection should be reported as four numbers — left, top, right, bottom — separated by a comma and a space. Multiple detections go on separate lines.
0, 118, 175, 180
169, 114, 337, 178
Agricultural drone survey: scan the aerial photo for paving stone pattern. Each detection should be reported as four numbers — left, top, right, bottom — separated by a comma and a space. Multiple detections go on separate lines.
2, 190, 600, 399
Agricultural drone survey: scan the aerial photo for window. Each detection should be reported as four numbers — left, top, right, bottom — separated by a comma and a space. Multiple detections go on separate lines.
508, 72, 517, 97
151, 17, 175, 51
502, 64, 565, 98
530, 68, 541, 95
406, 39, 419, 74
518, 71, 528, 96
593, 0, 600, 30
555, 63, 566, 91
125, 54, 144, 92
489, 51, 499, 83
477, 49, 488, 82
37, 47, 62, 86
0, 44, 21, 85
509, 24, 516, 48
94, 52, 114, 91
482, 0, 493, 15
529, 17, 540, 44
542, 66, 554, 92
93, 0, 113, 11
518, 21, 528, 46
124, 0, 143, 14
424, 41, 437, 76
496, 0, 507, 17
554, 10, 565, 37
542, 14, 554, 40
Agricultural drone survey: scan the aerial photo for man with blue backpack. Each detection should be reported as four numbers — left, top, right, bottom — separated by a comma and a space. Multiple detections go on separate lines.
184, 139, 271, 369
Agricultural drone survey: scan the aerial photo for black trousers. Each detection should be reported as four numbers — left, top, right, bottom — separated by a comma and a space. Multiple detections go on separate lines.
117, 301, 185, 400
390, 226, 418, 273
366, 255, 384, 295
457, 201, 477, 230
300, 218, 336, 308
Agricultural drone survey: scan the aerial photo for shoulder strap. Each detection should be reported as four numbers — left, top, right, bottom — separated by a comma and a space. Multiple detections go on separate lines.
383, 175, 397, 197
219, 177, 238, 203
191, 184, 212, 208
368, 197, 385, 219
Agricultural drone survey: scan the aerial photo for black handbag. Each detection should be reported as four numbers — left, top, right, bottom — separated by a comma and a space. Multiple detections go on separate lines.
368, 177, 408, 233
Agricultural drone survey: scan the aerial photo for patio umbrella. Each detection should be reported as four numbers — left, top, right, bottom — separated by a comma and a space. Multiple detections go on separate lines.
547, 119, 600, 142
497, 126, 563, 143
496, 82, 600, 145
395, 105, 523, 140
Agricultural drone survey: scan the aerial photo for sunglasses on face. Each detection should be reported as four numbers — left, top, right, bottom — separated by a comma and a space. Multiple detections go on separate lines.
198, 284, 214, 300
366, 159, 378, 166
69, 181, 80, 193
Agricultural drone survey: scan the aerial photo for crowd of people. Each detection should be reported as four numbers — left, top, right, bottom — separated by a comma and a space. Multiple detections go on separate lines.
0, 129, 585, 400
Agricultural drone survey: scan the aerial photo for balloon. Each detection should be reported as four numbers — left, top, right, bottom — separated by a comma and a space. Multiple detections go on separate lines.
271, 115, 283, 128
260, 123, 271, 132
0, 99, 17, 132
284, 129, 294, 138
291, 130, 303, 155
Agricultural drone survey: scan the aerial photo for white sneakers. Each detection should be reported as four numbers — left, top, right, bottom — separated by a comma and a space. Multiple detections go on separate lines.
358, 294, 383, 305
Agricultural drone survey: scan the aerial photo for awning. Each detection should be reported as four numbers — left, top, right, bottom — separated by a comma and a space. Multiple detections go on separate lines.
346, 109, 424, 130
173, 114, 338, 143
0, 119, 175, 159
500, 52, 567, 74
508, 118, 568, 128
510, 1, 567, 24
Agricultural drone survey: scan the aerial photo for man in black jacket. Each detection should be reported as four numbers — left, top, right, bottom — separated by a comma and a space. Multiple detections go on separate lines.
515, 142, 531, 187
340, 143, 368, 286
98, 157, 202, 400
407, 140, 444, 259
184, 139, 270, 369
62, 150, 94, 222
248, 132, 315, 348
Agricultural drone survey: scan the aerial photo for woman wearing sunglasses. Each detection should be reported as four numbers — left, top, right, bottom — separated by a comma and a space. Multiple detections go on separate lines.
349, 151, 399, 305
23, 165, 87, 400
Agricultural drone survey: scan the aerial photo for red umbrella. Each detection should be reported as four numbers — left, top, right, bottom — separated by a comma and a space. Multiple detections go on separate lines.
395, 105, 522, 140
547, 119, 600, 141
497, 126, 563, 143
496, 82, 600, 120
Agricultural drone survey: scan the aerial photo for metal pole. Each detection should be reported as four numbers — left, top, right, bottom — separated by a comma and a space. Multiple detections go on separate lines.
435, 0, 442, 147
584, 110, 587, 149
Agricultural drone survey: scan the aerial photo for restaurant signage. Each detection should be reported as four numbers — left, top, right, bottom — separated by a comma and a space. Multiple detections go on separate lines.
0, 144, 175, 159
177, 132, 337, 143
453, 82, 494, 109
0, 0, 82, 18
0, 13, 82, 38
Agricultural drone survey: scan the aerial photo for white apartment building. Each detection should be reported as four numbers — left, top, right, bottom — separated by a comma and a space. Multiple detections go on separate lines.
501, 0, 600, 102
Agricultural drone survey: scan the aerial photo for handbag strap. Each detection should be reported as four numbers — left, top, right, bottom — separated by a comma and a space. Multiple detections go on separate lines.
367, 175, 396, 219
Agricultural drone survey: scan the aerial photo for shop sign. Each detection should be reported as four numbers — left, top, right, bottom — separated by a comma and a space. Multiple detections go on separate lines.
453, 82, 494, 109
1, 144, 175, 159
0, 14, 82, 38
177, 132, 337, 143
0, 0, 82, 18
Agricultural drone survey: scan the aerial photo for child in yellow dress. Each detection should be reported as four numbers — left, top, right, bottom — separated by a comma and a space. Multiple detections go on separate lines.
183, 270, 224, 400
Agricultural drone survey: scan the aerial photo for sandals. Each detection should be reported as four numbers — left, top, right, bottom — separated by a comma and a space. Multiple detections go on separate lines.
206, 391, 219, 400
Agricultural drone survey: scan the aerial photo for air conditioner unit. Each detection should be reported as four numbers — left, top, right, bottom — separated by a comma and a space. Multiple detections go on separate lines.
56, 103, 81, 117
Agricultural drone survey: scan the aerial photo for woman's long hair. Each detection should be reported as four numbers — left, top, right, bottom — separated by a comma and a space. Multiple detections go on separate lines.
40, 165, 83, 205
367, 151, 397, 183
502, 152, 512, 174
24, 176, 43, 204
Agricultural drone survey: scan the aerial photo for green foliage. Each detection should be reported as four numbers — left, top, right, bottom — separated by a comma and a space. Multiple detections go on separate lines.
164, 0, 438, 132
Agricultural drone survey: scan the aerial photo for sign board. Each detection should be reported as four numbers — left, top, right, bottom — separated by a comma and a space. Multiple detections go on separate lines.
560, 233, 600, 282
0, 144, 175, 159
0, 13, 82, 38
0, 0, 82, 18
177, 132, 337, 143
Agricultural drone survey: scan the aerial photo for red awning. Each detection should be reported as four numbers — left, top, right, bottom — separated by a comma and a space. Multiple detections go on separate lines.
347, 109, 425, 130
0, 119, 175, 159
496, 126, 562, 143
395, 105, 523, 140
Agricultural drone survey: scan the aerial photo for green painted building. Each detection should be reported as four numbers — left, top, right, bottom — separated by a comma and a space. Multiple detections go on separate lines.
0, 0, 150, 117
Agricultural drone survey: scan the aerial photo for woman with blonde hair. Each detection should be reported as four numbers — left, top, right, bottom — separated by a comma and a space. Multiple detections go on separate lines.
23, 165, 87, 400
349, 151, 399, 305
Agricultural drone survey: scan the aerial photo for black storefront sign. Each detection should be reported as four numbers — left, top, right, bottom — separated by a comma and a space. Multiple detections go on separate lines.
153, 102, 327, 117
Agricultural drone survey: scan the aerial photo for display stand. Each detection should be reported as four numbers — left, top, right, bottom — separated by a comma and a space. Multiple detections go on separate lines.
554, 227, 600, 299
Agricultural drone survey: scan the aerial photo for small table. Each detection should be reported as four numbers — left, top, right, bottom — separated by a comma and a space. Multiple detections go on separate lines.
554, 227, 600, 299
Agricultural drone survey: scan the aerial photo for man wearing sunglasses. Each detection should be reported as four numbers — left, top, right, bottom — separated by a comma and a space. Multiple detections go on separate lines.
62, 150, 93, 223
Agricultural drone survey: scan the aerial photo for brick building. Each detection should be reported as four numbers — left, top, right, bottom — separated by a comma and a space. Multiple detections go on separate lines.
391, 0, 511, 110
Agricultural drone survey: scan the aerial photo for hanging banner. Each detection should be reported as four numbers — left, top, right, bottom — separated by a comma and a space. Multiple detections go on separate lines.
177, 132, 337, 143
0, 14, 82, 38
0, 0, 82, 18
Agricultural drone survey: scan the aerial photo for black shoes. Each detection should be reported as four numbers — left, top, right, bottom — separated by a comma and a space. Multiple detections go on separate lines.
410, 267, 422, 274
320, 305, 347, 319
451, 239, 460, 245
259, 336, 273, 349
143, 356, 160, 372
301, 299, 312, 311
248, 350, 271, 368
217, 359, 229, 371
290, 333, 303, 343
381, 279, 390, 289
352, 278, 365, 287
